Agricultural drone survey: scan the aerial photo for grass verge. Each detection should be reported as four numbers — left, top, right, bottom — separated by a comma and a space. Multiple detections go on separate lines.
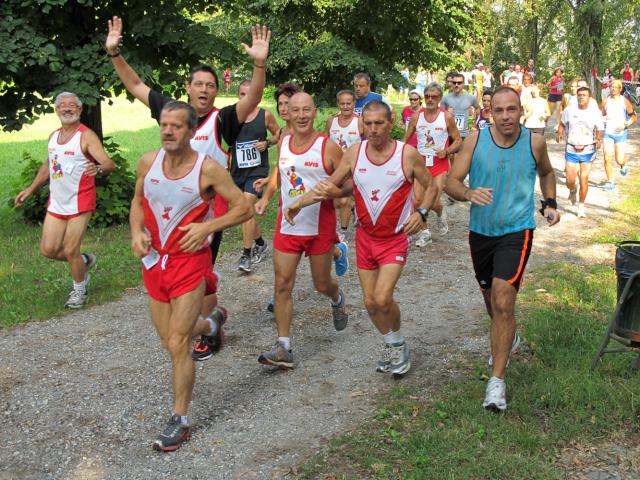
297, 186, 640, 478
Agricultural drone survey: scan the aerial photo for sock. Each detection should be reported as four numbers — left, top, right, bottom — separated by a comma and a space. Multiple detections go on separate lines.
173, 414, 189, 425
255, 236, 265, 246
243, 247, 252, 257
383, 330, 403, 345
278, 336, 291, 350
205, 315, 218, 336
331, 291, 342, 306
81, 253, 89, 265
73, 280, 87, 292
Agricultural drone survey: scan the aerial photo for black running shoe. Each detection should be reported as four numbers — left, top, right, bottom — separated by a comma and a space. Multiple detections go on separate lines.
153, 414, 191, 452
192, 306, 227, 361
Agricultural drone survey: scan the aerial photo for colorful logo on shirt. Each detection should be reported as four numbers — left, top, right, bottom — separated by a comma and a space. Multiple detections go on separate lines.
371, 189, 380, 202
51, 155, 63, 180
425, 130, 435, 145
162, 206, 172, 220
286, 166, 306, 197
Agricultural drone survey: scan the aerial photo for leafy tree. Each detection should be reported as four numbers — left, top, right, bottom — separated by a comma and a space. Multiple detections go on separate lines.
0, 0, 222, 137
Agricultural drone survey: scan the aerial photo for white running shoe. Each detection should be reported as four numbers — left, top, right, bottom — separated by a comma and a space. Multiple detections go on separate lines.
488, 334, 521, 367
65, 289, 88, 309
415, 229, 432, 247
436, 210, 449, 236
577, 203, 586, 218
389, 341, 411, 377
483, 376, 507, 412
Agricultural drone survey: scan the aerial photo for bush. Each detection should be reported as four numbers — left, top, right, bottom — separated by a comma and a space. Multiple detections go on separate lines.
10, 137, 135, 227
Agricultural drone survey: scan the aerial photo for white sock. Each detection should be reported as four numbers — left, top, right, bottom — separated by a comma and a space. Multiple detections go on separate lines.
73, 280, 87, 292
173, 414, 188, 425
205, 315, 218, 336
331, 291, 342, 306
278, 336, 291, 350
383, 330, 403, 345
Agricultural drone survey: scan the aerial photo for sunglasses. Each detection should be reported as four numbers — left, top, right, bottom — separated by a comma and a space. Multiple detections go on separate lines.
452, 81, 463, 85
424, 94, 440, 99
409, 97, 421, 101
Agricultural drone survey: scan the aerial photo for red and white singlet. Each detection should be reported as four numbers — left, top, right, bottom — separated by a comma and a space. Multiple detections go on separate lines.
353, 140, 413, 237
47, 124, 96, 216
328, 114, 361, 151
415, 108, 450, 166
190, 108, 229, 169
142, 150, 211, 255
277, 134, 335, 236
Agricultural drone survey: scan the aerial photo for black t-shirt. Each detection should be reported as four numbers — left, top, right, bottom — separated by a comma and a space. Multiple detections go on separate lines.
148, 90, 242, 148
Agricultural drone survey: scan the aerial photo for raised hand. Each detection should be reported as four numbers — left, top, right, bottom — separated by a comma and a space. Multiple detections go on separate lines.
241, 25, 271, 64
106, 16, 123, 55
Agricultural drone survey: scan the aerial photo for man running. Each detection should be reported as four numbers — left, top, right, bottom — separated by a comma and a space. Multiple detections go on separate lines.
15, 92, 115, 308
254, 93, 349, 369
602, 79, 637, 191
285, 100, 438, 377
445, 87, 559, 412
353, 72, 394, 121
441, 73, 480, 143
557, 86, 604, 217
130, 101, 252, 451
403, 82, 462, 245
232, 80, 280, 273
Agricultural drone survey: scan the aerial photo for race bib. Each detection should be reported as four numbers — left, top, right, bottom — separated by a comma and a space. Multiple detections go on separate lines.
424, 154, 435, 167
236, 140, 261, 168
454, 114, 467, 130
142, 248, 160, 270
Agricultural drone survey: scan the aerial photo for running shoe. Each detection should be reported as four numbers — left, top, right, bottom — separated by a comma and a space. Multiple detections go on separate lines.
483, 376, 507, 412
251, 242, 269, 264
334, 242, 349, 276
238, 254, 252, 273
620, 166, 629, 176
577, 203, 586, 218
488, 333, 521, 368
604, 181, 616, 192
376, 343, 392, 373
192, 306, 227, 361
568, 189, 577, 206
258, 340, 294, 369
267, 298, 275, 313
436, 210, 449, 236
389, 341, 411, 377
415, 229, 432, 247
82, 253, 97, 281
153, 414, 191, 452
64, 289, 88, 309
331, 289, 348, 331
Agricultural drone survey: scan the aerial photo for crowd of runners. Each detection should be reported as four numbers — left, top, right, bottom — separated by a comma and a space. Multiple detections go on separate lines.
12, 18, 638, 452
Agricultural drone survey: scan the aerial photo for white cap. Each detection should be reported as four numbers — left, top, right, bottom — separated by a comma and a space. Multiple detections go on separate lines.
409, 89, 423, 98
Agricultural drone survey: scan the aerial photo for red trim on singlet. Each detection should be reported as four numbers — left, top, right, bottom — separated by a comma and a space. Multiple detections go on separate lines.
289, 132, 323, 155
195, 108, 218, 132
321, 135, 332, 176
161, 151, 200, 181
55, 124, 83, 146
365, 140, 397, 167
399, 143, 410, 183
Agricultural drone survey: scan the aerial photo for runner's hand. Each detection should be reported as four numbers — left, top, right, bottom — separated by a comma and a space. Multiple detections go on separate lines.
544, 207, 560, 226
402, 212, 425, 235
14, 190, 30, 207
253, 177, 268, 193
466, 187, 493, 206
313, 180, 341, 199
255, 140, 268, 152
131, 231, 151, 259
284, 204, 301, 225
242, 25, 271, 63
254, 198, 268, 216
435, 148, 447, 159
83, 163, 100, 177
106, 16, 123, 55
178, 223, 210, 253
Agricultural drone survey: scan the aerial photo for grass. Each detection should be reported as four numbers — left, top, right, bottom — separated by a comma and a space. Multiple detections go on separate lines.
297, 175, 640, 478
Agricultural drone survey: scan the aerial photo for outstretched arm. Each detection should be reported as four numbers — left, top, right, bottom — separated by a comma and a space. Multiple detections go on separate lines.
105, 16, 151, 106
235, 25, 271, 123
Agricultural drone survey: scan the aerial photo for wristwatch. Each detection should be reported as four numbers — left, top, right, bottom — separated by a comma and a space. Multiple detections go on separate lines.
416, 208, 428, 222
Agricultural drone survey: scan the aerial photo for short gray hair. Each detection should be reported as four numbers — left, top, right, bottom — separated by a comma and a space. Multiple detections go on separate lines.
362, 100, 391, 121
336, 89, 356, 101
353, 72, 371, 85
161, 101, 197, 129
424, 82, 443, 97
54, 92, 82, 108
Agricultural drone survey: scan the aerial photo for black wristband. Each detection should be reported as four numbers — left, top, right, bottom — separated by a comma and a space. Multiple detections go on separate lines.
538, 198, 557, 216
107, 49, 121, 58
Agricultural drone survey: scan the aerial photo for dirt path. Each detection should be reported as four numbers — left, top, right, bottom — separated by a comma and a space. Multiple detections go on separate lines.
1, 127, 637, 480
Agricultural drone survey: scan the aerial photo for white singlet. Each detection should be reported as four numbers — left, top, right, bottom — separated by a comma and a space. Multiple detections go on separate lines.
47, 124, 96, 216
278, 134, 333, 236
142, 150, 211, 255
415, 108, 450, 166
191, 109, 229, 169
328, 114, 361, 151
604, 96, 629, 135
353, 140, 413, 237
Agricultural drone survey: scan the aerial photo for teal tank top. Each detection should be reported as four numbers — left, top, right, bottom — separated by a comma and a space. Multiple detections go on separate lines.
469, 128, 537, 236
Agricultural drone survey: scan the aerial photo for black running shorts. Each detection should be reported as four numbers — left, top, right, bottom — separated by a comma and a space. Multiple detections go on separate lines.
469, 229, 533, 291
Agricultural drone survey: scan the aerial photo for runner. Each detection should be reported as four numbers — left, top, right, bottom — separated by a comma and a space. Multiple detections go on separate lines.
326, 89, 362, 240
231, 80, 280, 273
474, 90, 493, 130
105, 16, 270, 267
285, 100, 439, 377
471, 63, 485, 102
129, 101, 252, 450
254, 93, 349, 369
601, 79, 638, 190
520, 73, 534, 107
524, 58, 535, 79
556, 86, 604, 217
547, 68, 564, 131
353, 72, 394, 120
601, 68, 613, 100
445, 86, 560, 412
401, 89, 422, 148
483, 66, 494, 91
441, 72, 480, 142
15, 92, 115, 309
403, 82, 462, 245
499, 64, 514, 86
523, 84, 550, 135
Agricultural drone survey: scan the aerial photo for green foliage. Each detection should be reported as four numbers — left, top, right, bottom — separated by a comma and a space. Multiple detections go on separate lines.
9, 138, 135, 227
0, 0, 223, 133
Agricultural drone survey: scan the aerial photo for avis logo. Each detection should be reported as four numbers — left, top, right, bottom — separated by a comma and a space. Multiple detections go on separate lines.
64, 151, 75, 155
162, 206, 172, 220
304, 161, 319, 168
371, 189, 380, 202
194, 135, 209, 141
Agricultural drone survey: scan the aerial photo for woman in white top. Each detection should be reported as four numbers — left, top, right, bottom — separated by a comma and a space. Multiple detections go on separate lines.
601, 68, 613, 100
524, 84, 550, 135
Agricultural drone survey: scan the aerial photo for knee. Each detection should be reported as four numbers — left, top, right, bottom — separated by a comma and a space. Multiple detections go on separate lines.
364, 294, 391, 313
63, 243, 80, 260
40, 244, 56, 259
274, 275, 294, 297
491, 296, 515, 319
166, 334, 190, 358
313, 276, 334, 295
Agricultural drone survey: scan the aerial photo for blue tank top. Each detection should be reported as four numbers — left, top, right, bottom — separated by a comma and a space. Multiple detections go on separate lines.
469, 128, 537, 236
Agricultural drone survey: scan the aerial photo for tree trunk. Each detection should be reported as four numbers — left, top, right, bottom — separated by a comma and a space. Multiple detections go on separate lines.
80, 102, 103, 141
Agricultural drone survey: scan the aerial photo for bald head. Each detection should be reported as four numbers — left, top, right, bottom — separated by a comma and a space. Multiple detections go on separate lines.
289, 92, 315, 109
288, 92, 317, 134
